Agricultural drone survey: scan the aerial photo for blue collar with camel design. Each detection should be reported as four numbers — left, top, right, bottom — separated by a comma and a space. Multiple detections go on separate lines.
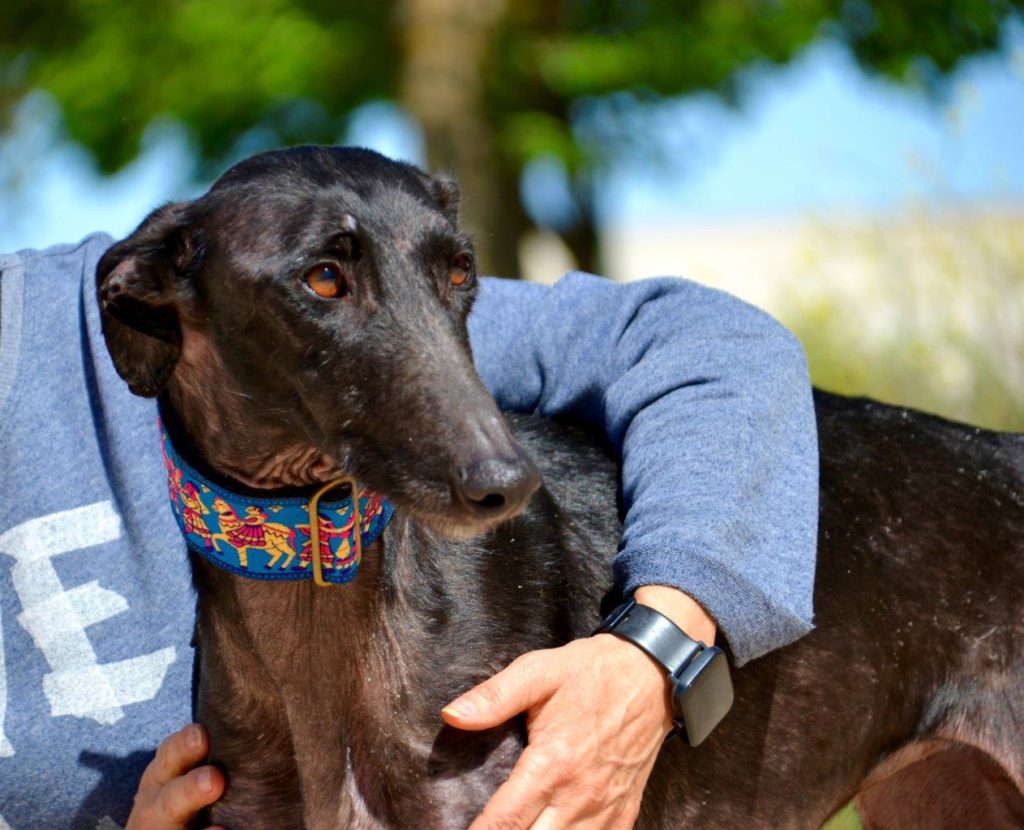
160, 424, 394, 585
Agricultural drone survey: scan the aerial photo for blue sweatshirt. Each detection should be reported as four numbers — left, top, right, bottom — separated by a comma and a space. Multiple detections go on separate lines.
0, 233, 817, 829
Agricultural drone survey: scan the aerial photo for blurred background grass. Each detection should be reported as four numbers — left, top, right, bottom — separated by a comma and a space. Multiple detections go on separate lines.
601, 203, 1024, 431
1, 1, 1021, 424
790, 207, 1024, 430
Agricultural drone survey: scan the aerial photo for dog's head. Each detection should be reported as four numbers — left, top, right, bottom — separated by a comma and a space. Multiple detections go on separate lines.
97, 146, 540, 537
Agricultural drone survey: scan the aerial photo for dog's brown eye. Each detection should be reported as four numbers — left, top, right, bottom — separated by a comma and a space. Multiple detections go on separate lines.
450, 254, 474, 288
305, 263, 348, 299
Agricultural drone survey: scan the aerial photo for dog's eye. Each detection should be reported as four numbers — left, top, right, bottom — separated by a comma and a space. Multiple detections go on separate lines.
305, 263, 348, 299
450, 254, 474, 288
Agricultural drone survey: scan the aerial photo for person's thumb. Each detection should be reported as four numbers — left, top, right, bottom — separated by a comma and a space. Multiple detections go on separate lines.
442, 651, 556, 731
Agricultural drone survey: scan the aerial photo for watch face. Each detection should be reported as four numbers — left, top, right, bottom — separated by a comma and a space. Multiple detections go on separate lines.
673, 647, 734, 747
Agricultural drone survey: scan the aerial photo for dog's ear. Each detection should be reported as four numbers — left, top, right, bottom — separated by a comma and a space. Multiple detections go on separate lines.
417, 172, 459, 223
430, 174, 460, 222
96, 202, 200, 398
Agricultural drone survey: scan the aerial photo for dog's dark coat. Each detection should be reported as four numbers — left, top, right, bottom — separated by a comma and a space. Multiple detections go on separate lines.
94, 146, 1024, 829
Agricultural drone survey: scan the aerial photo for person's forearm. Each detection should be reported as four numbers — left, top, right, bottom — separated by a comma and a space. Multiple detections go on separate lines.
469, 272, 819, 665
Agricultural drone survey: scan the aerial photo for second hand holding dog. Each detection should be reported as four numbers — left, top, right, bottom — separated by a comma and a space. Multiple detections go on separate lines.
444, 586, 717, 830
125, 725, 226, 830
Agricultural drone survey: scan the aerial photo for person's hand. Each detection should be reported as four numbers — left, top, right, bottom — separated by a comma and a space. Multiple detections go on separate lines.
443, 586, 716, 830
126, 723, 226, 830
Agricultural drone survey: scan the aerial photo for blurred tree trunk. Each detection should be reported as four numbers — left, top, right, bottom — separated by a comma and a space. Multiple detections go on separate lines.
397, 0, 529, 278
564, 173, 599, 275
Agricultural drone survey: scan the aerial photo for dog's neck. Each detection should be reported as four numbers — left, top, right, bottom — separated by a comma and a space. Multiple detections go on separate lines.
165, 332, 344, 490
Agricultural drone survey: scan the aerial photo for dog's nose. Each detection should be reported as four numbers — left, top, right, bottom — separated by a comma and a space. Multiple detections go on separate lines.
457, 453, 542, 517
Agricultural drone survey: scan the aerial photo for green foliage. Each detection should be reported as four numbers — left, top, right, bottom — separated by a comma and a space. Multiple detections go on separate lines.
841, 0, 1019, 77
0, 0, 393, 171
1, 0, 1021, 273
3, 1, 1018, 173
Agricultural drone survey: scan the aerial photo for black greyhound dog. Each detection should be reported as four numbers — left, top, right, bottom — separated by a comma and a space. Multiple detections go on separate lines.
95, 145, 1024, 829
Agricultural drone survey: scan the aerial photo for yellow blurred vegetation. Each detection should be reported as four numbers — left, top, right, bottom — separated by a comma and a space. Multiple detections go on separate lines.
785, 206, 1024, 431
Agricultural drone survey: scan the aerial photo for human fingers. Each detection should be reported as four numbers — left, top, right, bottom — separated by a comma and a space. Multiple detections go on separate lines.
150, 765, 225, 828
468, 726, 648, 830
527, 788, 644, 830
467, 745, 555, 830
126, 762, 225, 830
127, 724, 225, 830
473, 637, 670, 830
137, 724, 210, 795
527, 806, 619, 830
443, 651, 560, 731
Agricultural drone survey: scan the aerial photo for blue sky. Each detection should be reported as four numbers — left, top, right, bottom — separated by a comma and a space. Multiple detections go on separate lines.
605, 28, 1024, 224
1, 23, 1021, 252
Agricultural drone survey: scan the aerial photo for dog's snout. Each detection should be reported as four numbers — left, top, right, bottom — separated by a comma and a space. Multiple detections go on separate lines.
457, 453, 541, 517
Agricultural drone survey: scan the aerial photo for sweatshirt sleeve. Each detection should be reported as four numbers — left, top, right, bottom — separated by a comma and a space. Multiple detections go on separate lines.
467, 272, 818, 666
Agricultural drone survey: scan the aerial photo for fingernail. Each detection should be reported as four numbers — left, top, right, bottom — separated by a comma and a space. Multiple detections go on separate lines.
185, 724, 203, 750
197, 767, 213, 794
442, 701, 472, 720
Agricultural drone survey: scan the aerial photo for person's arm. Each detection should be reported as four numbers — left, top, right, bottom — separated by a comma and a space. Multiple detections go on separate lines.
445, 271, 818, 830
468, 271, 818, 662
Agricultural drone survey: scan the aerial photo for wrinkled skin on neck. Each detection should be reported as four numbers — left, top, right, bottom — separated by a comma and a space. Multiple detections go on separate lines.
166, 326, 343, 489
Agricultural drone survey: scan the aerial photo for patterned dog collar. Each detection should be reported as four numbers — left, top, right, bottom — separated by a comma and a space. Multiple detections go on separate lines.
160, 424, 393, 585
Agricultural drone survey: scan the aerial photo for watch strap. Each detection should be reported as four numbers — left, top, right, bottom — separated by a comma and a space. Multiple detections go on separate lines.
595, 599, 704, 677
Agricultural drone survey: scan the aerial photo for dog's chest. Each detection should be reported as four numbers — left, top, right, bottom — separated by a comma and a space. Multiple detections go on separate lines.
298, 613, 525, 828
199, 550, 526, 829
333, 723, 523, 830
261, 634, 523, 829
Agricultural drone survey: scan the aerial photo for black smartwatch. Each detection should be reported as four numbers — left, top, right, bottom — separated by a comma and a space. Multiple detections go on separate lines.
594, 598, 733, 746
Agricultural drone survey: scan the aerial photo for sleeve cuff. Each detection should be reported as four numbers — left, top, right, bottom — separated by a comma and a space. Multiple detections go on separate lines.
613, 544, 814, 667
